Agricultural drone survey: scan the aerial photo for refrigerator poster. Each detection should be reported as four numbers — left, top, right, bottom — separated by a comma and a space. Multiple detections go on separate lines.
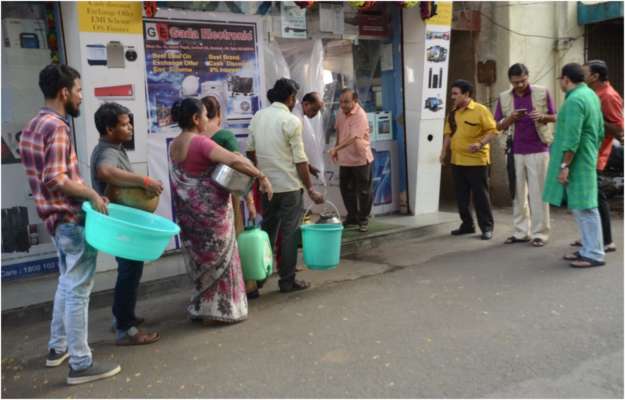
143, 18, 262, 136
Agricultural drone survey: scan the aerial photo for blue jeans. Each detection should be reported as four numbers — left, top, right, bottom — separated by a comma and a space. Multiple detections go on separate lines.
571, 208, 605, 262
48, 223, 98, 371
113, 257, 144, 338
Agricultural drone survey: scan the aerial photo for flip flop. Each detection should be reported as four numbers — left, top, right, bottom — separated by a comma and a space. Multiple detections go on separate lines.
563, 251, 581, 261
531, 238, 546, 247
570, 240, 582, 247
504, 236, 530, 244
570, 256, 606, 268
605, 243, 617, 253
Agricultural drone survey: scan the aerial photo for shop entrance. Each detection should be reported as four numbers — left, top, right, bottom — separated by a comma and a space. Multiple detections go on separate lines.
439, 29, 477, 207
585, 18, 624, 96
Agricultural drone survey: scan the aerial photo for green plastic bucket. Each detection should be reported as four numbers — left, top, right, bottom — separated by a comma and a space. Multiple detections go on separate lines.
300, 223, 343, 270
82, 202, 180, 262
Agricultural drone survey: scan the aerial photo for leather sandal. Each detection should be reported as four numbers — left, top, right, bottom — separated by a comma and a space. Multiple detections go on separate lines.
116, 330, 160, 346
110, 317, 145, 333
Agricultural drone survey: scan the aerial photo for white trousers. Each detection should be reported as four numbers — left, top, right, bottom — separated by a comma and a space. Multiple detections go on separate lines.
512, 152, 551, 241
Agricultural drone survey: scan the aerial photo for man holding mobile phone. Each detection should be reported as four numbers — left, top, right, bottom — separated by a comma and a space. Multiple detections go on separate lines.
495, 63, 556, 248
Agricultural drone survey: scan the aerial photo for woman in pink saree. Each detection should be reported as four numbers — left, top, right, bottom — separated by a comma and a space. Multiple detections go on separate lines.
168, 98, 272, 323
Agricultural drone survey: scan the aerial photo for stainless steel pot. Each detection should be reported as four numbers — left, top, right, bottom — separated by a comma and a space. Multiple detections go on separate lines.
317, 212, 342, 225
211, 164, 254, 196
305, 200, 343, 226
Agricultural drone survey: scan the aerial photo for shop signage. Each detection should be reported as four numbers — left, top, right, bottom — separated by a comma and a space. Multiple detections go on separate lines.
2, 257, 58, 281
281, 1, 307, 39
319, 3, 344, 34
143, 18, 262, 134
78, 1, 143, 34
426, 1, 452, 27
358, 12, 389, 37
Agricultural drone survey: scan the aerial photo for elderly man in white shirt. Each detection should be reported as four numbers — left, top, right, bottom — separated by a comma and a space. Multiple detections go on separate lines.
292, 92, 325, 182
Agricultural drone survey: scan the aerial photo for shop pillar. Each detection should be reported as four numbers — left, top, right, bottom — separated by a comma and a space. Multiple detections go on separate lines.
401, 3, 452, 215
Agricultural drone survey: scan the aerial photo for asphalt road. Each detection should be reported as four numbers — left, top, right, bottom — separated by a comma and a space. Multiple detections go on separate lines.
2, 208, 623, 398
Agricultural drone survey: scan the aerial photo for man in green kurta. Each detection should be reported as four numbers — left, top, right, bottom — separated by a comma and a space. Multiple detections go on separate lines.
543, 63, 605, 268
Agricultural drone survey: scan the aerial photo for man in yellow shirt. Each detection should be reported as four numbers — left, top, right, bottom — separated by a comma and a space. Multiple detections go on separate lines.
440, 79, 499, 240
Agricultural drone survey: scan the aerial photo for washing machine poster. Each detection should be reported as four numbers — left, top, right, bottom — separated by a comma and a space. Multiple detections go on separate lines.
422, 26, 451, 120
144, 18, 262, 135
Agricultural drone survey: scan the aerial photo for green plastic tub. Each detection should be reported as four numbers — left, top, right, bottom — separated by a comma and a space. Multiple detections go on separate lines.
300, 223, 343, 270
82, 202, 180, 261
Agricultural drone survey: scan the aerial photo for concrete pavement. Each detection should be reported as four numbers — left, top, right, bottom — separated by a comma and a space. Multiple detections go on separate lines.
2, 207, 623, 398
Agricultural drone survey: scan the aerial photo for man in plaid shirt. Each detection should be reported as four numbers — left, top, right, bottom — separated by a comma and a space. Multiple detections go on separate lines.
19, 64, 121, 385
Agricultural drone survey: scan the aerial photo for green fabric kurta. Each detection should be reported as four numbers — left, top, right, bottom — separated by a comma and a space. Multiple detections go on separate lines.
212, 129, 240, 152
543, 83, 604, 209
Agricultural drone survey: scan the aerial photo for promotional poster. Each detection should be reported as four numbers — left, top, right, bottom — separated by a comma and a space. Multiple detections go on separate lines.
143, 11, 265, 252
143, 17, 263, 137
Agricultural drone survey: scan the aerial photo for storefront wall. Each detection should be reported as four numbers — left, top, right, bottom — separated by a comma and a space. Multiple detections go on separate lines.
2, 2, 448, 281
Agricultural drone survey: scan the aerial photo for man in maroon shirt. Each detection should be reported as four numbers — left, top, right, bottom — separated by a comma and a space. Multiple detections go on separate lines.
579, 60, 624, 253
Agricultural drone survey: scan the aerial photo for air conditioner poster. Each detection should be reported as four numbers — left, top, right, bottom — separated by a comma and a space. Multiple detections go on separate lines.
143, 18, 263, 138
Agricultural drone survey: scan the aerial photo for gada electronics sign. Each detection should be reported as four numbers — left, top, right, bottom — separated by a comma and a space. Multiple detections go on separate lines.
144, 23, 253, 42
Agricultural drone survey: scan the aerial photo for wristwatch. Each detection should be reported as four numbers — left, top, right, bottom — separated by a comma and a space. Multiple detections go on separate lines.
560, 162, 569, 169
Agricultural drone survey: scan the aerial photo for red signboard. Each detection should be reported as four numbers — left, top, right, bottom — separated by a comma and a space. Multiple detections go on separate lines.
358, 12, 389, 37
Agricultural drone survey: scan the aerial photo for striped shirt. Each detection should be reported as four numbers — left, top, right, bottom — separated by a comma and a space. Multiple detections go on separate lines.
19, 108, 84, 234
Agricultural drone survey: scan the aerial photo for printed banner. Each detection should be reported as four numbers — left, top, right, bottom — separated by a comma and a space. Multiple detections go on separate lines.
281, 2, 307, 39
78, 1, 143, 34
143, 18, 263, 137
427, 1, 453, 27
2, 257, 58, 281
421, 25, 451, 119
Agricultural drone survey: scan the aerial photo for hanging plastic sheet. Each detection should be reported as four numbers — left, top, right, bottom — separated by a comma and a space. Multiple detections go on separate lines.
263, 39, 327, 186
262, 40, 291, 100
275, 38, 325, 96
352, 40, 382, 111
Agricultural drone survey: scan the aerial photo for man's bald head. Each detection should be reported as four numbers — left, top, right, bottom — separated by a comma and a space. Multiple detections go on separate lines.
302, 91, 324, 118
